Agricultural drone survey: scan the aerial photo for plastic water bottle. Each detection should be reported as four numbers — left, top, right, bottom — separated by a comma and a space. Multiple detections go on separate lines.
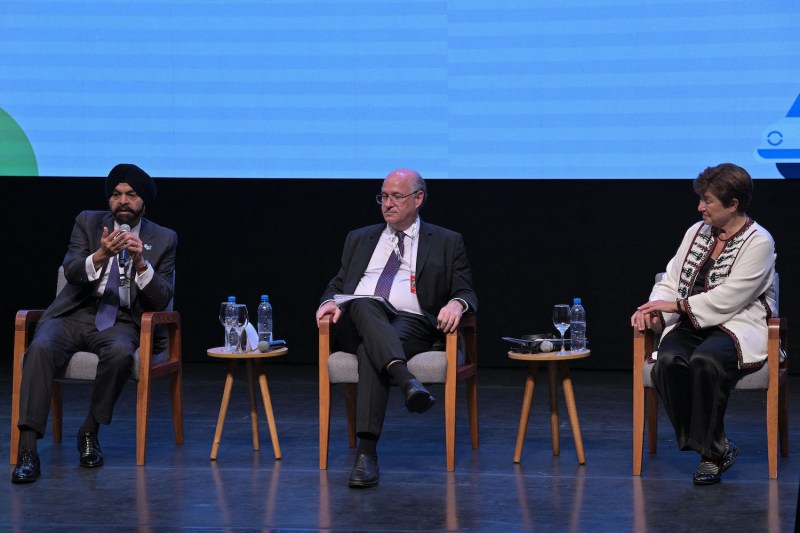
225, 296, 239, 351
570, 298, 586, 350
257, 294, 273, 343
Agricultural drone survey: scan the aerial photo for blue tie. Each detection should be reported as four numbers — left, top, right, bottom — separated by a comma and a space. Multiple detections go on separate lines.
374, 232, 405, 300
95, 256, 121, 331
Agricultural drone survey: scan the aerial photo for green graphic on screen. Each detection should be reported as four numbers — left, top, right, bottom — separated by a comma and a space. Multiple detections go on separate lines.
0, 108, 38, 176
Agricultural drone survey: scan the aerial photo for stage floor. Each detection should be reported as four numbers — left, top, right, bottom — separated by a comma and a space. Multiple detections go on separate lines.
1, 363, 798, 532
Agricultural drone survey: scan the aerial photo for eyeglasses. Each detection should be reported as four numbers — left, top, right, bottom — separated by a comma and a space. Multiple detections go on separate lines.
375, 189, 422, 205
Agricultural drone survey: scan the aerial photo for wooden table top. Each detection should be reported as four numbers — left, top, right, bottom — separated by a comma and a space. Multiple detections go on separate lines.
207, 346, 288, 360
508, 349, 590, 362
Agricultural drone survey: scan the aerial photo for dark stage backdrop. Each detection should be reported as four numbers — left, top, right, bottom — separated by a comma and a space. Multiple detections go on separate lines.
2, 177, 797, 371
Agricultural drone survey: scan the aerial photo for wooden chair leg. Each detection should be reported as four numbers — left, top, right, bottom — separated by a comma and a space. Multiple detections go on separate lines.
633, 327, 656, 476
767, 374, 779, 479
467, 375, 479, 449
10, 358, 23, 464
779, 380, 789, 458
319, 380, 331, 470
171, 369, 184, 444
445, 373, 457, 472
645, 388, 658, 454
319, 343, 331, 470
136, 369, 152, 466
51, 382, 63, 443
9, 423, 20, 465
633, 377, 644, 476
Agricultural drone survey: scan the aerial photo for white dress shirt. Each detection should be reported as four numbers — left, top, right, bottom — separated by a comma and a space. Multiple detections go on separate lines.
354, 217, 422, 315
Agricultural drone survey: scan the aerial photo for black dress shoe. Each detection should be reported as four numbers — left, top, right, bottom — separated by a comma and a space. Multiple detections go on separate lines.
693, 460, 721, 485
77, 431, 104, 468
720, 440, 739, 473
402, 379, 435, 414
11, 447, 41, 484
348, 453, 379, 488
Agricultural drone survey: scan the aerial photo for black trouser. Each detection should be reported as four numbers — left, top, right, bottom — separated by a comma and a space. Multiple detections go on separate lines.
18, 301, 138, 438
334, 298, 440, 437
651, 321, 740, 461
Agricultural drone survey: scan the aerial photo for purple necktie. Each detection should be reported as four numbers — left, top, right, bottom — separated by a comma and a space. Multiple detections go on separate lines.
374, 232, 405, 300
95, 255, 121, 331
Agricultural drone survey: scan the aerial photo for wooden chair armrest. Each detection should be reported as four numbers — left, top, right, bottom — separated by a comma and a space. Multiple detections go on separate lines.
769, 317, 788, 348
141, 310, 181, 330
319, 314, 332, 333
447, 313, 478, 374
319, 314, 333, 365
14, 310, 46, 360
15, 309, 46, 333
632, 327, 655, 373
458, 313, 476, 332
767, 317, 788, 372
139, 311, 182, 375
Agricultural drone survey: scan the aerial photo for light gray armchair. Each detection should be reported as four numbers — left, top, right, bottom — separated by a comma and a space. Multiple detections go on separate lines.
633, 273, 788, 478
319, 313, 479, 471
10, 268, 183, 466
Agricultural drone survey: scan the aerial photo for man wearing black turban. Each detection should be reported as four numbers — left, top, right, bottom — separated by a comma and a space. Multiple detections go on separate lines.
12, 164, 178, 484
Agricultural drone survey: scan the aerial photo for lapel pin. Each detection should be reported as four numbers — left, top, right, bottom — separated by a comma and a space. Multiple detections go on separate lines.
144, 244, 153, 251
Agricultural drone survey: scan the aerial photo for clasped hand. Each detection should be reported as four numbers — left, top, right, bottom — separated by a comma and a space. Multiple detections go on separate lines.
630, 299, 678, 331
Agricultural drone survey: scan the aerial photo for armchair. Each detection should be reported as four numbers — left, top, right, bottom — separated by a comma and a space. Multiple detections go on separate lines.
319, 314, 479, 471
9, 268, 183, 466
633, 310, 788, 478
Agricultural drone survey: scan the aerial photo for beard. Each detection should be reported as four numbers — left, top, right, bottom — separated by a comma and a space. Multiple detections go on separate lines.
113, 205, 144, 225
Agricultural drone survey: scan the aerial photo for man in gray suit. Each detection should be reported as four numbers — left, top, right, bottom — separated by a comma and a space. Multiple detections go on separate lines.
316, 168, 477, 488
12, 164, 177, 484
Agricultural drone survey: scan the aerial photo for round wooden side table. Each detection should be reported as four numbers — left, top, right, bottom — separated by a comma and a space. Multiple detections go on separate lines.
207, 346, 287, 460
508, 349, 590, 464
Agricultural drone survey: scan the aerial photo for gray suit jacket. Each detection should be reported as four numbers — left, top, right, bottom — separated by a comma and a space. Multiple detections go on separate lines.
40, 210, 177, 328
321, 221, 477, 329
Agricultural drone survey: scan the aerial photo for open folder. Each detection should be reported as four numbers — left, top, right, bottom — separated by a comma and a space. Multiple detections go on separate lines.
334, 294, 398, 316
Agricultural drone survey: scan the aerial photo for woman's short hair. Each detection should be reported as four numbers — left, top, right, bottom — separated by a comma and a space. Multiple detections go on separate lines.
693, 163, 752, 213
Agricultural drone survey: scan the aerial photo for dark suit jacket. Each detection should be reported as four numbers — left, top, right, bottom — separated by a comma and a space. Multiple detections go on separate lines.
40, 210, 177, 328
321, 221, 477, 329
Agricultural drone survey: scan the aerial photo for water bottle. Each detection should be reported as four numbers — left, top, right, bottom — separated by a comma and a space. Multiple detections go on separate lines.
570, 298, 586, 350
225, 296, 239, 351
257, 294, 273, 343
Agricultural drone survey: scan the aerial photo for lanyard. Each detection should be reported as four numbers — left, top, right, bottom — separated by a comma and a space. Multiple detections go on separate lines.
389, 224, 419, 294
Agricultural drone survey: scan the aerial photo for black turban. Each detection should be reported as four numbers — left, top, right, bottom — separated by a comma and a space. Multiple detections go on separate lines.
104, 163, 157, 206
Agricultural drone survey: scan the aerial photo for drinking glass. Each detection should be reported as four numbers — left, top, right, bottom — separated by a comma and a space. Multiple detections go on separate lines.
232, 304, 249, 354
552, 304, 571, 354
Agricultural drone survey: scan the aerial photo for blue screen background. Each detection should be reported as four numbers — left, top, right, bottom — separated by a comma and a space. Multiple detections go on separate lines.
2, 0, 799, 178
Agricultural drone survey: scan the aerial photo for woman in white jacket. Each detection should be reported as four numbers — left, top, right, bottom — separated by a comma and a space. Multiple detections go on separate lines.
631, 163, 777, 485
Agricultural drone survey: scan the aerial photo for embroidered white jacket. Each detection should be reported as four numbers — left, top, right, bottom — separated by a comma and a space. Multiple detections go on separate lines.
650, 219, 777, 368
